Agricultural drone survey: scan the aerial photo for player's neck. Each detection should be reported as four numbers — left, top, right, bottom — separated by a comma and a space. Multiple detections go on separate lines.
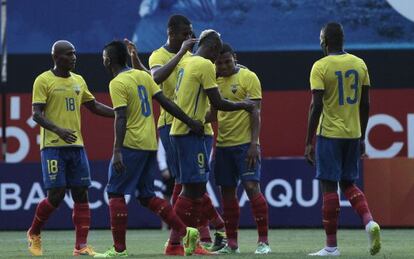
51, 67, 71, 78
112, 65, 131, 77
164, 40, 181, 53
327, 47, 345, 55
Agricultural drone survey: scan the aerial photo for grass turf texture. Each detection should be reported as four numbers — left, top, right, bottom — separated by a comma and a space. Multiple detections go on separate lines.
2, 229, 412, 258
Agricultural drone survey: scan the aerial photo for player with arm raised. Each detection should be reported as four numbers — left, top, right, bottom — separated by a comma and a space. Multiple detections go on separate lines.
96, 41, 203, 257
27, 40, 114, 257
210, 43, 271, 254
304, 22, 381, 257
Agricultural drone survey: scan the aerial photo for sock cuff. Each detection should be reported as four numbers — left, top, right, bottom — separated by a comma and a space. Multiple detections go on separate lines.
74, 202, 89, 209
344, 185, 362, 197
250, 193, 265, 203
44, 198, 57, 209
323, 192, 339, 201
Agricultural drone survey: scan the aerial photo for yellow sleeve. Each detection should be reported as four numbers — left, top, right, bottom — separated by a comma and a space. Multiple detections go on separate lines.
149, 51, 165, 69
199, 60, 217, 90
32, 75, 48, 104
246, 71, 262, 100
310, 61, 325, 90
80, 77, 95, 103
147, 74, 162, 96
361, 61, 371, 87
109, 80, 128, 109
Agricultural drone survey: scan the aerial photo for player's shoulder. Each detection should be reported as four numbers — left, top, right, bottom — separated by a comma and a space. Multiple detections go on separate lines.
150, 46, 170, 59
346, 53, 367, 66
239, 67, 257, 78
36, 70, 54, 81
70, 71, 86, 81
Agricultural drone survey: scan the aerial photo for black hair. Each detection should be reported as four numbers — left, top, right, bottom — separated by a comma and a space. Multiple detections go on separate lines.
199, 29, 222, 49
103, 40, 128, 66
168, 14, 191, 32
322, 22, 344, 47
220, 43, 234, 55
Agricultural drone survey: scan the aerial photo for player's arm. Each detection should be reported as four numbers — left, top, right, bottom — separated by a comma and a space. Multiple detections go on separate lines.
304, 90, 324, 165
206, 87, 254, 112
151, 38, 197, 84
153, 92, 204, 135
247, 100, 261, 169
359, 85, 370, 156
32, 104, 77, 144
205, 107, 217, 123
112, 107, 127, 172
124, 38, 150, 74
83, 100, 114, 117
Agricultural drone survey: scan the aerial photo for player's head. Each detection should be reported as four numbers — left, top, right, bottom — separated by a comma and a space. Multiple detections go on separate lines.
320, 22, 344, 55
167, 14, 193, 44
102, 40, 129, 74
51, 40, 76, 71
198, 29, 222, 62
215, 43, 237, 77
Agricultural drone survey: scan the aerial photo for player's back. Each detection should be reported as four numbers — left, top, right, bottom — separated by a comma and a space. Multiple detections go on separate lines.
109, 69, 160, 150
310, 53, 370, 139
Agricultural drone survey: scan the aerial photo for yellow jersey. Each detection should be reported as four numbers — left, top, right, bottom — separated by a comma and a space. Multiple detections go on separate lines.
310, 53, 370, 138
32, 70, 95, 150
216, 68, 262, 147
149, 47, 192, 128
170, 55, 218, 135
109, 69, 161, 150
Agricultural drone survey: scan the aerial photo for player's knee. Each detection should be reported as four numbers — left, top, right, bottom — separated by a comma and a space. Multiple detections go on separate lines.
137, 197, 153, 207
339, 180, 355, 192
71, 187, 88, 203
243, 181, 260, 198
47, 188, 66, 207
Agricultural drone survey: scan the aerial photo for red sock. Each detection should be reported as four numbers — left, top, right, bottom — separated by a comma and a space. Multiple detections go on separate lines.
222, 197, 240, 248
29, 198, 56, 235
250, 193, 269, 244
323, 192, 340, 247
109, 198, 128, 252
147, 197, 186, 243
202, 193, 225, 230
73, 203, 90, 250
198, 225, 212, 243
171, 184, 182, 206
174, 196, 196, 227
344, 185, 373, 225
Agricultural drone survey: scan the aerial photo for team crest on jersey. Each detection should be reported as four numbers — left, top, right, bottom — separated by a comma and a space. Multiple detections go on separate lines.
73, 84, 81, 95
231, 84, 238, 94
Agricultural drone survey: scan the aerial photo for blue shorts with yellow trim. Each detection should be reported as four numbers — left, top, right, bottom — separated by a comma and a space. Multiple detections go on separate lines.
315, 136, 360, 182
214, 143, 261, 187
106, 147, 156, 198
41, 147, 91, 189
170, 133, 210, 184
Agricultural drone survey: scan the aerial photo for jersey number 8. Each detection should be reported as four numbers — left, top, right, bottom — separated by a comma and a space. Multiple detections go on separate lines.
137, 85, 151, 117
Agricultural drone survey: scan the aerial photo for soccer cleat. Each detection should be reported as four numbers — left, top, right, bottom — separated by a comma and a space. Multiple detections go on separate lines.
194, 242, 213, 255
200, 241, 212, 250
209, 231, 227, 252
308, 247, 340, 256
254, 242, 272, 254
366, 221, 381, 255
215, 244, 240, 254
73, 245, 97, 256
183, 227, 199, 256
164, 243, 184, 256
93, 247, 128, 258
27, 230, 42, 256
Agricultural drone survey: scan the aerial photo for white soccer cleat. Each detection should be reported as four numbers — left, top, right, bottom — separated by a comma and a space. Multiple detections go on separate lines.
254, 242, 271, 254
308, 247, 340, 256
366, 221, 381, 255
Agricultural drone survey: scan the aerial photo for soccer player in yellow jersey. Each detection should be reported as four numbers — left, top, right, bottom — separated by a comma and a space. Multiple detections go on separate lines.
170, 30, 254, 249
96, 41, 203, 257
208, 43, 271, 255
304, 22, 381, 257
27, 40, 114, 257
128, 15, 226, 253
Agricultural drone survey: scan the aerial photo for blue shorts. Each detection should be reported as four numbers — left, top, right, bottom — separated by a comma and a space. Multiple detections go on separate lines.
315, 136, 360, 182
41, 147, 91, 190
214, 143, 261, 187
205, 135, 213, 163
159, 124, 178, 178
107, 147, 156, 198
170, 134, 210, 184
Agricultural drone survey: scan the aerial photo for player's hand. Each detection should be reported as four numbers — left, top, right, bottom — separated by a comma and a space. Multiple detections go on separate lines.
360, 139, 367, 158
188, 119, 204, 136
304, 144, 315, 166
56, 128, 77, 144
112, 150, 125, 173
124, 38, 137, 56
161, 169, 171, 180
179, 38, 198, 54
246, 143, 260, 170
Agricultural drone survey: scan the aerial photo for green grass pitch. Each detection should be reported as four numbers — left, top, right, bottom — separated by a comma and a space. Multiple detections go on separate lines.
1, 229, 412, 258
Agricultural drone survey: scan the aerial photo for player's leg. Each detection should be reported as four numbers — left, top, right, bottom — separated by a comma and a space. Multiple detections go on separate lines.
136, 151, 198, 256
340, 138, 381, 255
214, 146, 240, 254
27, 148, 66, 256
309, 137, 341, 257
